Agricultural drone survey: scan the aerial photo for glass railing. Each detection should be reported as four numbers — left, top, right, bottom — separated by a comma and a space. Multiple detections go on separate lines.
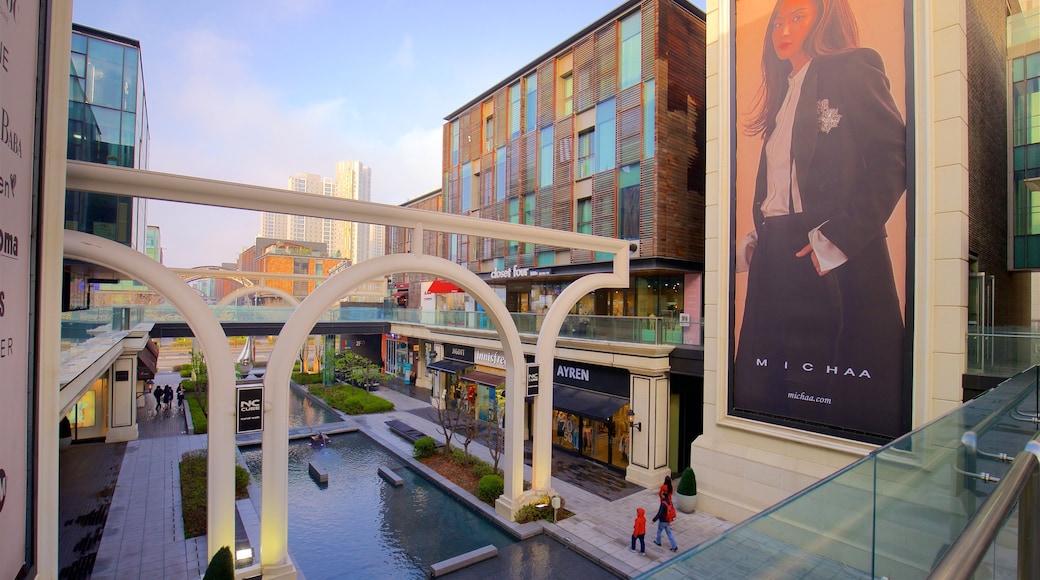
967, 325, 1040, 376
638, 367, 1040, 580
61, 306, 704, 349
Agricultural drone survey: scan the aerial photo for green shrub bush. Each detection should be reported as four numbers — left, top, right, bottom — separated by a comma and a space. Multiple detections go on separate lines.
179, 450, 250, 539
471, 462, 495, 479
413, 436, 437, 459
179, 366, 192, 378
515, 503, 552, 523
677, 466, 697, 496
477, 474, 504, 503
307, 384, 393, 415
291, 372, 325, 385
202, 545, 234, 580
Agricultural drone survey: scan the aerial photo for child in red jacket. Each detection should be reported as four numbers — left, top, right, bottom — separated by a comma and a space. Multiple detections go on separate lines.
630, 507, 646, 553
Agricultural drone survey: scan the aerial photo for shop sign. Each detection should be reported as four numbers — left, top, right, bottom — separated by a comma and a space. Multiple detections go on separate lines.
236, 385, 264, 434
553, 359, 630, 398
526, 363, 539, 397
444, 343, 474, 363
475, 348, 506, 368
489, 264, 550, 280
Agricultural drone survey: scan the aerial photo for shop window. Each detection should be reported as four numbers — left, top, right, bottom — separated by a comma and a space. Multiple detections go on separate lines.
525, 73, 537, 134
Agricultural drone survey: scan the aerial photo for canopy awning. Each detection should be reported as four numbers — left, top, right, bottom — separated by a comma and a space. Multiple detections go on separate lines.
528, 384, 628, 422
427, 359, 472, 374
137, 340, 158, 380
459, 370, 505, 387
425, 279, 464, 294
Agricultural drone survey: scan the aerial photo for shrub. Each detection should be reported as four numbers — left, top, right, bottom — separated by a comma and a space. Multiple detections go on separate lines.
477, 474, 503, 503
179, 366, 192, 378
413, 436, 437, 459
202, 545, 234, 580
235, 465, 251, 495
471, 463, 495, 479
179, 450, 250, 539
515, 503, 551, 524
307, 384, 393, 415
677, 466, 697, 496
291, 372, 324, 385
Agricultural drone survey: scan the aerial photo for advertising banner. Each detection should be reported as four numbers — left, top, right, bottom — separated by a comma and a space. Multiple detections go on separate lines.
1, 0, 40, 575
236, 386, 264, 434
729, 0, 912, 441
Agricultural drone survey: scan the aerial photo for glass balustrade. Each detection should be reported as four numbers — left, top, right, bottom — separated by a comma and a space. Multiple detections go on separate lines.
61, 305, 704, 349
637, 367, 1040, 579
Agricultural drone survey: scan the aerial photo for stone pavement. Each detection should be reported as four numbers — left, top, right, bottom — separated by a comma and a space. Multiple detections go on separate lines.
60, 376, 733, 579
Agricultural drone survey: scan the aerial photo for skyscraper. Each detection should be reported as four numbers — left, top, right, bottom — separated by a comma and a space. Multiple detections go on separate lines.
260, 161, 372, 263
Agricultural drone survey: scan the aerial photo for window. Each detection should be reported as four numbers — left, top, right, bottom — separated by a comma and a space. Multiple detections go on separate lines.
576, 129, 594, 179
509, 83, 521, 139
561, 72, 574, 117
595, 98, 616, 173
507, 197, 520, 258
525, 73, 537, 134
539, 126, 554, 188
495, 147, 506, 202
618, 163, 640, 240
461, 162, 472, 212
619, 11, 642, 90
576, 198, 592, 235
451, 119, 459, 165
483, 100, 494, 153
522, 193, 535, 255
643, 79, 655, 158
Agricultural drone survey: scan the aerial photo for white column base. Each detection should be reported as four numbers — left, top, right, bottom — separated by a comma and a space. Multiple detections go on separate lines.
495, 493, 521, 520
259, 562, 297, 580
105, 425, 139, 443
625, 463, 670, 489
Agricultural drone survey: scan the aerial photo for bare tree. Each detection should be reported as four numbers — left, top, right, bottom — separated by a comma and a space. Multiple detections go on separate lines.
458, 409, 479, 462
485, 422, 504, 474
433, 394, 460, 453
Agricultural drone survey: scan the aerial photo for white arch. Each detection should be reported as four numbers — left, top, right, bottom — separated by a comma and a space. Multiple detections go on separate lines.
258, 253, 527, 575
216, 285, 300, 307
63, 231, 238, 564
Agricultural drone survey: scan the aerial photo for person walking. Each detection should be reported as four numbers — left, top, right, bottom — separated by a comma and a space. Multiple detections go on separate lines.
155, 385, 164, 415
652, 486, 678, 551
163, 384, 174, 414
630, 507, 646, 554
176, 383, 185, 413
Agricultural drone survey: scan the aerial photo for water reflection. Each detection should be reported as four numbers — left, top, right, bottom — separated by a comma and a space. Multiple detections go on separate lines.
241, 434, 516, 579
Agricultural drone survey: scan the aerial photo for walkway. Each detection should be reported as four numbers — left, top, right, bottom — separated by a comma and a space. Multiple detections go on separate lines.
60, 372, 733, 579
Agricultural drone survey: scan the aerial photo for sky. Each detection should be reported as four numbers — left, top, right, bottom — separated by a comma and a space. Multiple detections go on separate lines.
71, 0, 706, 268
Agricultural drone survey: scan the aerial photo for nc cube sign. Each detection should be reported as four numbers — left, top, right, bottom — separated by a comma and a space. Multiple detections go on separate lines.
237, 385, 264, 434
526, 363, 539, 397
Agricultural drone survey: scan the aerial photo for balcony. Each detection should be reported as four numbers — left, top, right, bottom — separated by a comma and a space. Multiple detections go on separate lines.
61, 305, 703, 349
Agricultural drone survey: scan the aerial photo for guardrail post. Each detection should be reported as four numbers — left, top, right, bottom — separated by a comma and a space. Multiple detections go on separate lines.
1021, 444, 1040, 579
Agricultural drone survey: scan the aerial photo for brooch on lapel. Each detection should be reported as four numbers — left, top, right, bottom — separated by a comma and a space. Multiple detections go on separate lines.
817, 99, 841, 134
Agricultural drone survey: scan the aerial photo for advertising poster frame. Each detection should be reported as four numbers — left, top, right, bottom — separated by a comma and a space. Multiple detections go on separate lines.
728, 0, 915, 443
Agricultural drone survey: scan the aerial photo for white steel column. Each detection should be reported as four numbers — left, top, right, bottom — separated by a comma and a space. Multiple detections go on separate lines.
261, 251, 526, 576
63, 231, 237, 564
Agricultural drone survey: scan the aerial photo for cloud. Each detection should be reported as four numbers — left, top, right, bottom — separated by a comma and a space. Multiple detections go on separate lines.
390, 36, 415, 71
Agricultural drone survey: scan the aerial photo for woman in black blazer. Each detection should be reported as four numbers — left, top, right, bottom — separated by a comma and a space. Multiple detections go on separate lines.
734, 0, 906, 437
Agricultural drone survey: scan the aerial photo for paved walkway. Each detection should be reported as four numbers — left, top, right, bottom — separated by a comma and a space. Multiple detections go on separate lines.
62, 374, 733, 579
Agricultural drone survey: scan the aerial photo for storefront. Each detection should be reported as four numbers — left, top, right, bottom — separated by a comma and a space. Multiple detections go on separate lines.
383, 333, 417, 383
537, 360, 632, 472
427, 343, 475, 409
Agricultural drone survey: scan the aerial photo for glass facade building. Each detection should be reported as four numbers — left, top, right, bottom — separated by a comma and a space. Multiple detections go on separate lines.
65, 24, 150, 250
1010, 7, 1040, 268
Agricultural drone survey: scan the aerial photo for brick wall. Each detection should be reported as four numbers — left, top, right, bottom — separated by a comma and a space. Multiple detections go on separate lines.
966, 0, 1023, 324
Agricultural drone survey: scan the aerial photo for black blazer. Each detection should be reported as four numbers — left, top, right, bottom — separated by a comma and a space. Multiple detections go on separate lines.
752, 48, 906, 261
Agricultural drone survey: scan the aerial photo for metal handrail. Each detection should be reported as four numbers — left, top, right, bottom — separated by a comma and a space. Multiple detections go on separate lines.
930, 440, 1040, 579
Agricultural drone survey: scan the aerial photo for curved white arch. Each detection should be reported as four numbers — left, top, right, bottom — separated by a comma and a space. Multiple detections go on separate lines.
216, 285, 300, 307
63, 231, 237, 563
532, 272, 627, 489
258, 253, 527, 572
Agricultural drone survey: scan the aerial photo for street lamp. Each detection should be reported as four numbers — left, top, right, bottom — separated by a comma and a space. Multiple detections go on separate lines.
627, 409, 641, 432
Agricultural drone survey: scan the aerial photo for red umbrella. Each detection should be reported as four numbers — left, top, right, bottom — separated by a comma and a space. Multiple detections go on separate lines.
425, 279, 464, 294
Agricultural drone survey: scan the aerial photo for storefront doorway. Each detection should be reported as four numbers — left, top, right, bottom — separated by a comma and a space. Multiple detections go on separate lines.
551, 400, 630, 471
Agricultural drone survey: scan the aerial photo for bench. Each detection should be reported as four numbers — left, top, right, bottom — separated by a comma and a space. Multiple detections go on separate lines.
429, 545, 498, 577
384, 419, 440, 446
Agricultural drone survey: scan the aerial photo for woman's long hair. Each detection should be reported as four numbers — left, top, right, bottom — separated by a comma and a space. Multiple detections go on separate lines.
663, 475, 673, 497
746, 0, 861, 137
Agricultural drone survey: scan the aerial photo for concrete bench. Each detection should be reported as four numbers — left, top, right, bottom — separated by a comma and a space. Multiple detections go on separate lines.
308, 461, 328, 484
378, 466, 404, 487
429, 544, 498, 577
384, 419, 440, 446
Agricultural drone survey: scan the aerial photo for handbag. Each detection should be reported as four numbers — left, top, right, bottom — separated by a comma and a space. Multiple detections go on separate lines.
666, 500, 676, 522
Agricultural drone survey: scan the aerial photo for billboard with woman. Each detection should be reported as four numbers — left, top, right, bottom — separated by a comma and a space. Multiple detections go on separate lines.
730, 0, 913, 441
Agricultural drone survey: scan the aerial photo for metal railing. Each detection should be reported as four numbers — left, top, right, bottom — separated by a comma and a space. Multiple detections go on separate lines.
61, 305, 704, 349
638, 366, 1040, 580
968, 326, 1040, 375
